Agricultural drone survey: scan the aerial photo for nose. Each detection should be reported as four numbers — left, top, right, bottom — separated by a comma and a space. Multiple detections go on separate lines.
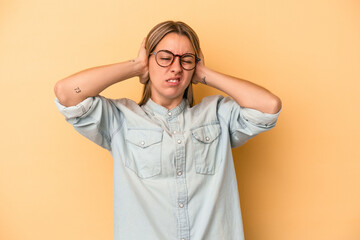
170, 56, 182, 73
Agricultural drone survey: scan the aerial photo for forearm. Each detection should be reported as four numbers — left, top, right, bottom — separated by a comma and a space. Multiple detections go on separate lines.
196, 66, 282, 114
54, 60, 144, 107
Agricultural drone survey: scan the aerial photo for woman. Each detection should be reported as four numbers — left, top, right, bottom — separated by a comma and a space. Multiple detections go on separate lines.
55, 21, 281, 240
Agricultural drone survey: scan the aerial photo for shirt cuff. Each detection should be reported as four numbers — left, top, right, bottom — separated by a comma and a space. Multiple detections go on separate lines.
55, 97, 94, 120
241, 107, 281, 127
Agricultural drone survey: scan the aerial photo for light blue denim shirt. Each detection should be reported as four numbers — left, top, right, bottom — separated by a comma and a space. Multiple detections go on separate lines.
55, 95, 280, 240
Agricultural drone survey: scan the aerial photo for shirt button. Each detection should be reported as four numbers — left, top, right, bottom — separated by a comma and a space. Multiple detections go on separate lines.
181, 238, 186, 240
177, 171, 182, 176
168, 112, 172, 116
173, 130, 177, 134
205, 136, 210, 141
141, 141, 145, 145
179, 203, 184, 208
177, 139, 182, 144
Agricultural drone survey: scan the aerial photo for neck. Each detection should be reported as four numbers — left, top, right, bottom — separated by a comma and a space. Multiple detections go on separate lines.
151, 96, 183, 110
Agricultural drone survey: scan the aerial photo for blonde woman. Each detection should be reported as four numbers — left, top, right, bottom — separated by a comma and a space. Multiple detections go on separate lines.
55, 20, 281, 240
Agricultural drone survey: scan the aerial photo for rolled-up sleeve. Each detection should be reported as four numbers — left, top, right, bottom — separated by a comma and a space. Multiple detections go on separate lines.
55, 97, 94, 121
55, 96, 122, 150
241, 107, 281, 129
218, 96, 281, 148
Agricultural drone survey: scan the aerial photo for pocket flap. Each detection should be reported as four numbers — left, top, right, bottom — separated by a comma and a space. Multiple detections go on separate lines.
126, 129, 163, 148
191, 124, 221, 144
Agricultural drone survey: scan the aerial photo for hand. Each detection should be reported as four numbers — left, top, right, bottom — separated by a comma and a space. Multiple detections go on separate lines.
136, 38, 149, 84
192, 50, 205, 84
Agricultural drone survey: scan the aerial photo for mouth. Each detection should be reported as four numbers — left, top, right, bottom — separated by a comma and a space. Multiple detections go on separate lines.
166, 78, 181, 83
166, 77, 181, 85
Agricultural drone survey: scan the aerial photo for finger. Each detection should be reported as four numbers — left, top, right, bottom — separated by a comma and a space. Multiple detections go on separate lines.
141, 38, 146, 49
137, 38, 147, 57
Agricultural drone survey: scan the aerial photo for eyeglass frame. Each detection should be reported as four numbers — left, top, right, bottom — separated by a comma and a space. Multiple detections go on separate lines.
149, 50, 201, 71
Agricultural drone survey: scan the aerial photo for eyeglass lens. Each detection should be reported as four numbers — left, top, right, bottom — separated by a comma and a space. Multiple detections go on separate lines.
155, 50, 196, 70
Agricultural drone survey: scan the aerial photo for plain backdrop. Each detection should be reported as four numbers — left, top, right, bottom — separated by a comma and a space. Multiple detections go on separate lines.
1, 0, 359, 239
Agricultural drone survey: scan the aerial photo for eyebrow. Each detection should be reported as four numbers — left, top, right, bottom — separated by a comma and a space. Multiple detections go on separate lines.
158, 49, 196, 55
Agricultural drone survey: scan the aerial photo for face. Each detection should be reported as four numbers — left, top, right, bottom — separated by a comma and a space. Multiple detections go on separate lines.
148, 33, 195, 109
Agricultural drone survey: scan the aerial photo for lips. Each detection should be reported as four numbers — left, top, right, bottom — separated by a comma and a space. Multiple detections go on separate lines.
166, 77, 181, 83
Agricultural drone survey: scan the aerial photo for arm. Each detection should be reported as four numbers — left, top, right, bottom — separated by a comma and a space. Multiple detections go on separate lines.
54, 39, 148, 107
192, 54, 282, 114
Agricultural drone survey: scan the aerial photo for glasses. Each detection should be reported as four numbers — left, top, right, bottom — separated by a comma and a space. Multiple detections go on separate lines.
150, 50, 201, 71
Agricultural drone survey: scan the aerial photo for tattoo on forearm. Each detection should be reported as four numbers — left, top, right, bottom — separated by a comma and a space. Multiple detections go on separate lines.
201, 76, 207, 85
74, 87, 81, 93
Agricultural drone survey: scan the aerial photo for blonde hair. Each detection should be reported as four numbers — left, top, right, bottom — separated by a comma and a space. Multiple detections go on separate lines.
138, 21, 201, 107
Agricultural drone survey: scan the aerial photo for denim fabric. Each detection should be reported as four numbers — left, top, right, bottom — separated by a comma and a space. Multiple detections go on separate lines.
55, 95, 280, 240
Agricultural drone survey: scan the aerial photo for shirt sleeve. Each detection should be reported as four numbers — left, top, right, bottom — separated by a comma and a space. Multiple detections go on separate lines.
217, 96, 281, 148
55, 96, 123, 150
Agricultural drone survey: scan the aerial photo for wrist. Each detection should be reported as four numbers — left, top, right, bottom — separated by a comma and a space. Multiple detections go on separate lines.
131, 58, 147, 77
194, 65, 209, 84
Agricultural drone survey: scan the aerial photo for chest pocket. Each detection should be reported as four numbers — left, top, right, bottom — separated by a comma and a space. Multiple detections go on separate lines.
125, 129, 163, 179
191, 123, 221, 175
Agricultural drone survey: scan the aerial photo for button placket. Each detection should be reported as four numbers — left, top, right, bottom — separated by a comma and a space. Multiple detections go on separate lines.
168, 116, 190, 240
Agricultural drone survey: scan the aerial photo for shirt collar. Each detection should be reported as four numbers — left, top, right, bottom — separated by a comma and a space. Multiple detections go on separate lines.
142, 98, 187, 118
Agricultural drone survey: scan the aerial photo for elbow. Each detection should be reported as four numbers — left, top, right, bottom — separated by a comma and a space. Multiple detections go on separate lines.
54, 81, 70, 107
260, 94, 282, 114
268, 96, 282, 114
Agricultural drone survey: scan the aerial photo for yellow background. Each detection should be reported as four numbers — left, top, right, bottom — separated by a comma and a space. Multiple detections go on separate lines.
1, 0, 359, 239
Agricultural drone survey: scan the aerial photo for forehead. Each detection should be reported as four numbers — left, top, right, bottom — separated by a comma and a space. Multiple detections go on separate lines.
154, 33, 194, 54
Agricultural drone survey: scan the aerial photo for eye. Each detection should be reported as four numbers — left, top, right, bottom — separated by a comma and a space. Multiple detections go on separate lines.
181, 56, 195, 64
